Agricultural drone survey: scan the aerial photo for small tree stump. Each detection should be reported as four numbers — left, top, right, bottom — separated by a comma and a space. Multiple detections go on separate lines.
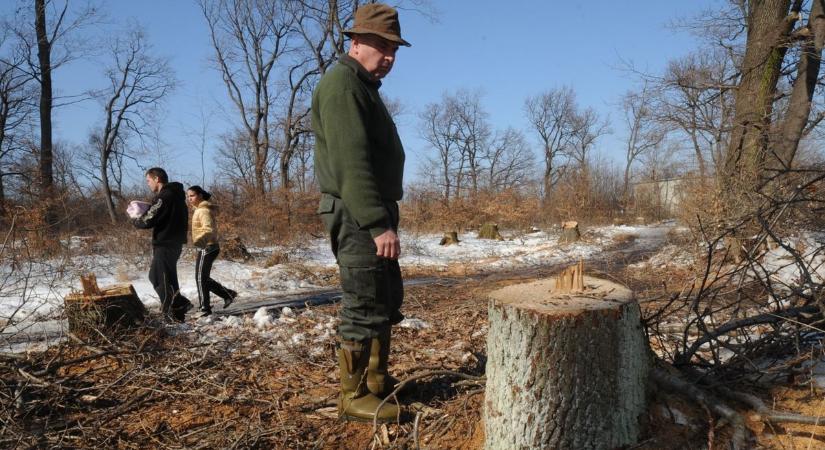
477, 223, 504, 240
559, 221, 581, 244
439, 231, 460, 246
485, 275, 649, 449
64, 274, 147, 337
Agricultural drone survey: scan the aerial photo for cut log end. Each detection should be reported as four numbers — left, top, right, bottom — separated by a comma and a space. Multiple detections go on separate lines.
489, 275, 634, 315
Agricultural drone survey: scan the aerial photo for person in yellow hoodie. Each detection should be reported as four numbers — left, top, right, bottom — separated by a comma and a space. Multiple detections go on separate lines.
186, 186, 237, 317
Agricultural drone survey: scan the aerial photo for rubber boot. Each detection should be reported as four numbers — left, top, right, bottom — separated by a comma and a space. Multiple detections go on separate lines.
338, 339, 400, 422
367, 327, 414, 397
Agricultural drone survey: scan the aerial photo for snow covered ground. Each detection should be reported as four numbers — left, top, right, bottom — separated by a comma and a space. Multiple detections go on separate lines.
4, 223, 825, 388
0, 224, 670, 327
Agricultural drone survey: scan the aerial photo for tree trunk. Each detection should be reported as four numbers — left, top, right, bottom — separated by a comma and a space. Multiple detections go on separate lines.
543, 152, 552, 206
36, 0, 56, 227
100, 155, 117, 225
775, 0, 825, 168
484, 276, 649, 450
0, 174, 5, 217
724, 0, 794, 187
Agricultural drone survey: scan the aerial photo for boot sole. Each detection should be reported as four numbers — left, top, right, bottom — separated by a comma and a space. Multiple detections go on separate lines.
338, 413, 398, 423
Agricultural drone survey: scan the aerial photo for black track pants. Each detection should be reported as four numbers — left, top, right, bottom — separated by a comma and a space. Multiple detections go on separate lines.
195, 245, 232, 312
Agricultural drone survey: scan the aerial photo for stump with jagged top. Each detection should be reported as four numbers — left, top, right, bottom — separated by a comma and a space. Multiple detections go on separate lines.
64, 274, 146, 337
559, 220, 581, 243
484, 264, 650, 449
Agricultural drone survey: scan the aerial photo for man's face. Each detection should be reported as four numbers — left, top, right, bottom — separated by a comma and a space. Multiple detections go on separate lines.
351, 34, 399, 80
146, 174, 161, 193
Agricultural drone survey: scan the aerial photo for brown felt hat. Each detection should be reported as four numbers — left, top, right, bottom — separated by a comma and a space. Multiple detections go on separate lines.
344, 3, 411, 47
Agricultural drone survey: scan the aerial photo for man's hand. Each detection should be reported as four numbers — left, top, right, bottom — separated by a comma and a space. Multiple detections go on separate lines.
374, 229, 401, 259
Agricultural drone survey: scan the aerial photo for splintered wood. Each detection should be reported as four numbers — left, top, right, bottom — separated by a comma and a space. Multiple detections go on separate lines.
554, 260, 584, 293
80, 273, 102, 296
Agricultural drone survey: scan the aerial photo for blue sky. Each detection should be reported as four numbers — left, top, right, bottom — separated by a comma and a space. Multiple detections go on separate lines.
3, 0, 720, 189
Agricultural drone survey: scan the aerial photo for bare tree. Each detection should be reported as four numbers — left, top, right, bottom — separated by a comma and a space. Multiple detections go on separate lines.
565, 106, 610, 174
18, 0, 97, 227
0, 33, 35, 217
215, 128, 257, 189
91, 26, 176, 224
277, 0, 357, 190
199, 0, 294, 196
653, 50, 737, 179
620, 83, 666, 209
483, 127, 535, 191
524, 87, 578, 203
451, 89, 490, 197
419, 98, 459, 204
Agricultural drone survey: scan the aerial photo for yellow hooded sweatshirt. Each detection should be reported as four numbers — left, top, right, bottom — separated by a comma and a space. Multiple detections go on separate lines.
191, 201, 219, 248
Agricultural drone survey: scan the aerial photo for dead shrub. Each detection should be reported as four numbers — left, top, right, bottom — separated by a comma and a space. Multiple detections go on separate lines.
264, 251, 289, 268
403, 187, 543, 233
612, 233, 638, 245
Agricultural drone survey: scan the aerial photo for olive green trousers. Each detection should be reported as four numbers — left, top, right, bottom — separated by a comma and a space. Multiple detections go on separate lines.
318, 194, 404, 341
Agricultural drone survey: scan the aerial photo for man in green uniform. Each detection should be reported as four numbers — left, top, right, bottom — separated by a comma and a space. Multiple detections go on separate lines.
311, 3, 410, 422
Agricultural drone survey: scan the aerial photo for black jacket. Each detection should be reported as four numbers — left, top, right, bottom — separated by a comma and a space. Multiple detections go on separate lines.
131, 182, 188, 247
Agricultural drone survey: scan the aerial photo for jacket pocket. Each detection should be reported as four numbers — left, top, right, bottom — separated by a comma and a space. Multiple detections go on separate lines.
317, 194, 335, 214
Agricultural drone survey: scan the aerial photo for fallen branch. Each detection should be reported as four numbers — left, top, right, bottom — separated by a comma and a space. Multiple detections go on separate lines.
371, 370, 485, 433
719, 388, 825, 426
675, 304, 821, 366
650, 367, 751, 450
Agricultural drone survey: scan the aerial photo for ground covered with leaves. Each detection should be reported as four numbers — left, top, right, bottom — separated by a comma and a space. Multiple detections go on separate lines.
3, 240, 825, 449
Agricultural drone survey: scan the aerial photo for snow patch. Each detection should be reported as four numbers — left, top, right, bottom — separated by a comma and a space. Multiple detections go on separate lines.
253, 308, 272, 329
398, 318, 430, 330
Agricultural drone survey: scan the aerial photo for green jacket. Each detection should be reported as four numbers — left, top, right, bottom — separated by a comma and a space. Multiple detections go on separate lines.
311, 54, 405, 237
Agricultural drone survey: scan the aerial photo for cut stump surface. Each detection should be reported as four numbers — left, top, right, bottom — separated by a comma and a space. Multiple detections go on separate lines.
484, 276, 649, 450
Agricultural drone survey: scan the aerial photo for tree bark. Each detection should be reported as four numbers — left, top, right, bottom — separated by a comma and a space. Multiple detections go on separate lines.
775, 0, 825, 167
724, 0, 795, 187
101, 155, 117, 224
484, 277, 649, 450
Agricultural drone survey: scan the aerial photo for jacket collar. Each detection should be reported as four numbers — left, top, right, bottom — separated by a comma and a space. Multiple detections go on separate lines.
339, 54, 381, 89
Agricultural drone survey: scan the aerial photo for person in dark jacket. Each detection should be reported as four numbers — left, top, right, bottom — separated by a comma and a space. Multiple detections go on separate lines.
311, 3, 410, 423
131, 167, 191, 322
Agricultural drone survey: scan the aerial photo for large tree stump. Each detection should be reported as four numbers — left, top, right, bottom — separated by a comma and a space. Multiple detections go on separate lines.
64, 274, 146, 337
478, 223, 504, 240
484, 275, 649, 450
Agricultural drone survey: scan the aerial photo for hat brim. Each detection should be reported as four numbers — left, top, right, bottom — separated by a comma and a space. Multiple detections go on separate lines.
344, 28, 411, 47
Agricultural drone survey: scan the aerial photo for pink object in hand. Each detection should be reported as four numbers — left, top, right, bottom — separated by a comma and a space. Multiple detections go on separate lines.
126, 200, 151, 219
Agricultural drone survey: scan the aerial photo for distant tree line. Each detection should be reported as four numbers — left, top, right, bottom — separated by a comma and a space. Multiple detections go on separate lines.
0, 0, 823, 240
